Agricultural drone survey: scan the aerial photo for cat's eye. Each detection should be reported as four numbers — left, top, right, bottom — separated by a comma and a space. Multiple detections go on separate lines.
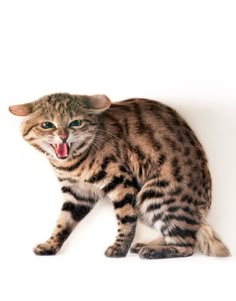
41, 121, 55, 129
68, 120, 82, 127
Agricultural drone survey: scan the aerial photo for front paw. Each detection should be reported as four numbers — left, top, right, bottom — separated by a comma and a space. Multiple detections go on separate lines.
33, 242, 60, 255
105, 244, 129, 258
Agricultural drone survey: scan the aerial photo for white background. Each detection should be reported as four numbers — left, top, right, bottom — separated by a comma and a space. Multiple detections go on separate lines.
0, 0, 235, 300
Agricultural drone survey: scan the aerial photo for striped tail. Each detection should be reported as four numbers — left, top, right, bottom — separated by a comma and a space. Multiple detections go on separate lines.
196, 222, 231, 257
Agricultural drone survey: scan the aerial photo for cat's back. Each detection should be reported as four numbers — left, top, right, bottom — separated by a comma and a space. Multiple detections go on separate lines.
103, 98, 199, 145
102, 97, 209, 168
108, 98, 167, 122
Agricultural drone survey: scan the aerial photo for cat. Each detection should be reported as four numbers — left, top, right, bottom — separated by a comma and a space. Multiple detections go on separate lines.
9, 93, 230, 258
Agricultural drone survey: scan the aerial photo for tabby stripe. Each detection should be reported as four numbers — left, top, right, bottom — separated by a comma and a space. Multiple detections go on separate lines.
117, 215, 137, 224
87, 156, 116, 184
164, 137, 178, 151
101, 155, 117, 169
62, 202, 91, 221
164, 198, 176, 205
162, 214, 198, 225
23, 124, 39, 137
133, 145, 145, 160
32, 144, 46, 154
182, 206, 194, 215
171, 157, 183, 182
138, 114, 163, 151
114, 141, 121, 158
116, 238, 124, 242
119, 165, 129, 173
140, 190, 164, 203
162, 225, 196, 239
174, 205, 195, 216
26, 137, 35, 142
183, 147, 191, 156
61, 186, 96, 203
123, 177, 140, 190
75, 141, 86, 151
114, 194, 136, 209
87, 170, 107, 184
147, 203, 161, 212
169, 186, 183, 196
105, 114, 124, 134
132, 102, 146, 134
52, 151, 90, 172
147, 198, 176, 212
58, 177, 77, 183
88, 158, 96, 169
56, 226, 72, 244
123, 118, 130, 136
167, 206, 180, 213
194, 200, 207, 206
138, 166, 143, 177
152, 212, 164, 223
102, 176, 124, 193
158, 154, 166, 165
181, 194, 193, 203
171, 157, 178, 167
83, 119, 97, 125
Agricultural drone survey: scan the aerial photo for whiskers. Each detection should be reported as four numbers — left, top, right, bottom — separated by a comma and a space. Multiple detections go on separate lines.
96, 128, 121, 140
88, 128, 123, 149
72, 134, 102, 154
90, 140, 102, 152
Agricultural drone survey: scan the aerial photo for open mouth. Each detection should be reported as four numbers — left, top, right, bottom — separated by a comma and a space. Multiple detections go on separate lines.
51, 143, 71, 159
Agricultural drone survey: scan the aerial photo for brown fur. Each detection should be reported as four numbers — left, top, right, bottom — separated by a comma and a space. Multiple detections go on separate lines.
9, 93, 230, 258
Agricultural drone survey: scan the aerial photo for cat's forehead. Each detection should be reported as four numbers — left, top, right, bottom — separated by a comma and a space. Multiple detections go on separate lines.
35, 93, 85, 118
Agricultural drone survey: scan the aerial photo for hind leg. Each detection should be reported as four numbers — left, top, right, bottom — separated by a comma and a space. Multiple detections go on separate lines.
131, 236, 194, 259
136, 224, 197, 259
136, 179, 199, 259
138, 240, 194, 259
130, 237, 165, 254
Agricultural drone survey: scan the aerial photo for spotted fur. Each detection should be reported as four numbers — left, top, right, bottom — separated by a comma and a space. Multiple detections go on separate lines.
9, 93, 230, 258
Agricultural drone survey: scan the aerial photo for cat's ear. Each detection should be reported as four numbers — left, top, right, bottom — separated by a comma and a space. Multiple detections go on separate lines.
9, 103, 33, 116
83, 95, 111, 114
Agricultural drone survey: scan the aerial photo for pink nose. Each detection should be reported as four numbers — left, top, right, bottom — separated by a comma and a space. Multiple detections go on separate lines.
59, 134, 68, 141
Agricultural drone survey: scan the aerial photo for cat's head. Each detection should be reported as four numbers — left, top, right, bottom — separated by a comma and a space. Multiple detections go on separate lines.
9, 93, 111, 161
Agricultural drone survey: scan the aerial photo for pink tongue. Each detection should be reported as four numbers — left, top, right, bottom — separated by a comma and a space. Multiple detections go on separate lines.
56, 143, 69, 158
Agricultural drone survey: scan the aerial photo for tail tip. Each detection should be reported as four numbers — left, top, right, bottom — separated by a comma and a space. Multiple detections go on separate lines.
197, 222, 231, 257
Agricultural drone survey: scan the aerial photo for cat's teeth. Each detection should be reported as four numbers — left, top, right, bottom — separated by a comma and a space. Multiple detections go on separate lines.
51, 143, 70, 148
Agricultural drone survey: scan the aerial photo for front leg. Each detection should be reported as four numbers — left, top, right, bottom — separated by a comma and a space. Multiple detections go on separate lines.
104, 177, 139, 258
34, 182, 98, 255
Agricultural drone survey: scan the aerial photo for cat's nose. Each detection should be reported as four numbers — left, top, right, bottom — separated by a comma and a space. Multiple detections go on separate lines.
59, 134, 68, 142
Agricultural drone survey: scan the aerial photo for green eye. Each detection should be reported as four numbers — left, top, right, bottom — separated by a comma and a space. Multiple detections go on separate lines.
41, 121, 55, 129
68, 120, 82, 127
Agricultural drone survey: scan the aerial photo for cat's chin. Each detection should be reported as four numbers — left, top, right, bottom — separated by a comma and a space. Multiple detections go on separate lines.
55, 154, 69, 160
49, 153, 70, 162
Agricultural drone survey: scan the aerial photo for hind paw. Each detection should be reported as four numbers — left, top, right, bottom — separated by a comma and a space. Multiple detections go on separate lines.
130, 243, 145, 254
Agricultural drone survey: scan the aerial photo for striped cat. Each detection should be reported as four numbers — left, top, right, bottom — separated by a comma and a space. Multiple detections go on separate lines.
9, 93, 230, 258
